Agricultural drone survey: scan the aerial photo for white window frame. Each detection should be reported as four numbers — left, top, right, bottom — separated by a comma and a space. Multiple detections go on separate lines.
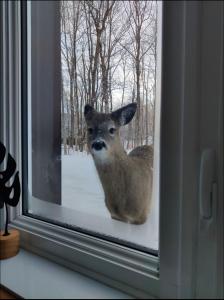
1, 1, 223, 298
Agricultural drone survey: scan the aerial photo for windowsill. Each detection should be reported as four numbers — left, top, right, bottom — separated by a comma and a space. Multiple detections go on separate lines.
0, 249, 132, 299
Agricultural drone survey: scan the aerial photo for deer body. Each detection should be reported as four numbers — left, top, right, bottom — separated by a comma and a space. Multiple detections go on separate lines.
84, 103, 153, 225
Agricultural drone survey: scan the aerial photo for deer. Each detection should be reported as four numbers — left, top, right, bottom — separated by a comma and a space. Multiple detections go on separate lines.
84, 103, 153, 225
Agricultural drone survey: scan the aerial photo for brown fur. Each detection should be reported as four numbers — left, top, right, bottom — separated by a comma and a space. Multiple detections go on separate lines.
85, 104, 153, 225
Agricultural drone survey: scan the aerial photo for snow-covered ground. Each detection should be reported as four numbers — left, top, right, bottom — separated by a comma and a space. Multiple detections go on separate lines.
61, 150, 159, 251
62, 151, 109, 217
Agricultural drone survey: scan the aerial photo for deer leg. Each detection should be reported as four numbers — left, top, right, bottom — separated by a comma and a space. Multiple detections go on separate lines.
129, 214, 148, 225
111, 215, 129, 224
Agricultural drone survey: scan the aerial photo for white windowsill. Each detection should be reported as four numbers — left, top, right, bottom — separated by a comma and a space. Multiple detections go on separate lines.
0, 249, 132, 299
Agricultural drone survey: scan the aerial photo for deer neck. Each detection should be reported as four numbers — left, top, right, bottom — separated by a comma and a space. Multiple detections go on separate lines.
92, 141, 130, 201
93, 141, 128, 174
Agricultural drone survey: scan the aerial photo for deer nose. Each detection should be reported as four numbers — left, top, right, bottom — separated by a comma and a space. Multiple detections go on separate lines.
92, 141, 106, 151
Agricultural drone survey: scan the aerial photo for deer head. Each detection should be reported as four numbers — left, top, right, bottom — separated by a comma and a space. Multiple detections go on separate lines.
84, 103, 137, 164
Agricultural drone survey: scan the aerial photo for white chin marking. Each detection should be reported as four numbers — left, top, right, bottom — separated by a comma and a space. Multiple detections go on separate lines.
92, 148, 110, 164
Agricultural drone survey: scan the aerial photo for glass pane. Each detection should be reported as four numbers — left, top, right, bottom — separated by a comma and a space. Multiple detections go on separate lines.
25, 0, 161, 254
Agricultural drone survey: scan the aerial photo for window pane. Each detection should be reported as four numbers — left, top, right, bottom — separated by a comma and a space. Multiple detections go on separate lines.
25, 0, 161, 253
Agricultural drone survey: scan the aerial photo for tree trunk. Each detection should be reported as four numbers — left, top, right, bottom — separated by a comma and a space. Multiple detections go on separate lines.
74, 52, 79, 151
70, 78, 74, 149
91, 32, 101, 107
121, 57, 126, 106
61, 78, 68, 155
152, 3, 158, 145
145, 70, 150, 145
135, 27, 141, 147
109, 68, 113, 112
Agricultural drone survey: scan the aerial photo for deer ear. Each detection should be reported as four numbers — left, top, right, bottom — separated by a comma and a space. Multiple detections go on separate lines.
111, 103, 137, 126
84, 104, 95, 120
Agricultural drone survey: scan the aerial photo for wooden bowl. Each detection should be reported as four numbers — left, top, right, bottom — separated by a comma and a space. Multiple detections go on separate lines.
0, 229, 20, 260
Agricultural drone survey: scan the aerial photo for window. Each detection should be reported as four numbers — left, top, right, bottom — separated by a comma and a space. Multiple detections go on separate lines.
24, 0, 161, 254
1, 1, 223, 298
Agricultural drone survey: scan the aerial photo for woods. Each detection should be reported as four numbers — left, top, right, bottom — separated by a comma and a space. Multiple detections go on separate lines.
61, 0, 158, 154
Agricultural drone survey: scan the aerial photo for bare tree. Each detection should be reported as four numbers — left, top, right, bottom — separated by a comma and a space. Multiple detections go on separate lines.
61, 1, 82, 149
61, 0, 158, 152
120, 0, 156, 146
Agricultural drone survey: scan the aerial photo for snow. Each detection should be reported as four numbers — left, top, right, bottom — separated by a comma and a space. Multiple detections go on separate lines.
62, 151, 109, 217
61, 150, 159, 251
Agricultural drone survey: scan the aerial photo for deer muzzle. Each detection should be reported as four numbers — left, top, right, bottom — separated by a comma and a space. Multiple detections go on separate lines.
92, 141, 107, 151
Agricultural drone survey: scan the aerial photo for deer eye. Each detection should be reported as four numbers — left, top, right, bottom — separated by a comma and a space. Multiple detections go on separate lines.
109, 128, 116, 135
88, 128, 93, 135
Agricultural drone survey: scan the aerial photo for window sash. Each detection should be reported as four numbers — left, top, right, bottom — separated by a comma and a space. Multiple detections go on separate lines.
24, 0, 161, 254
